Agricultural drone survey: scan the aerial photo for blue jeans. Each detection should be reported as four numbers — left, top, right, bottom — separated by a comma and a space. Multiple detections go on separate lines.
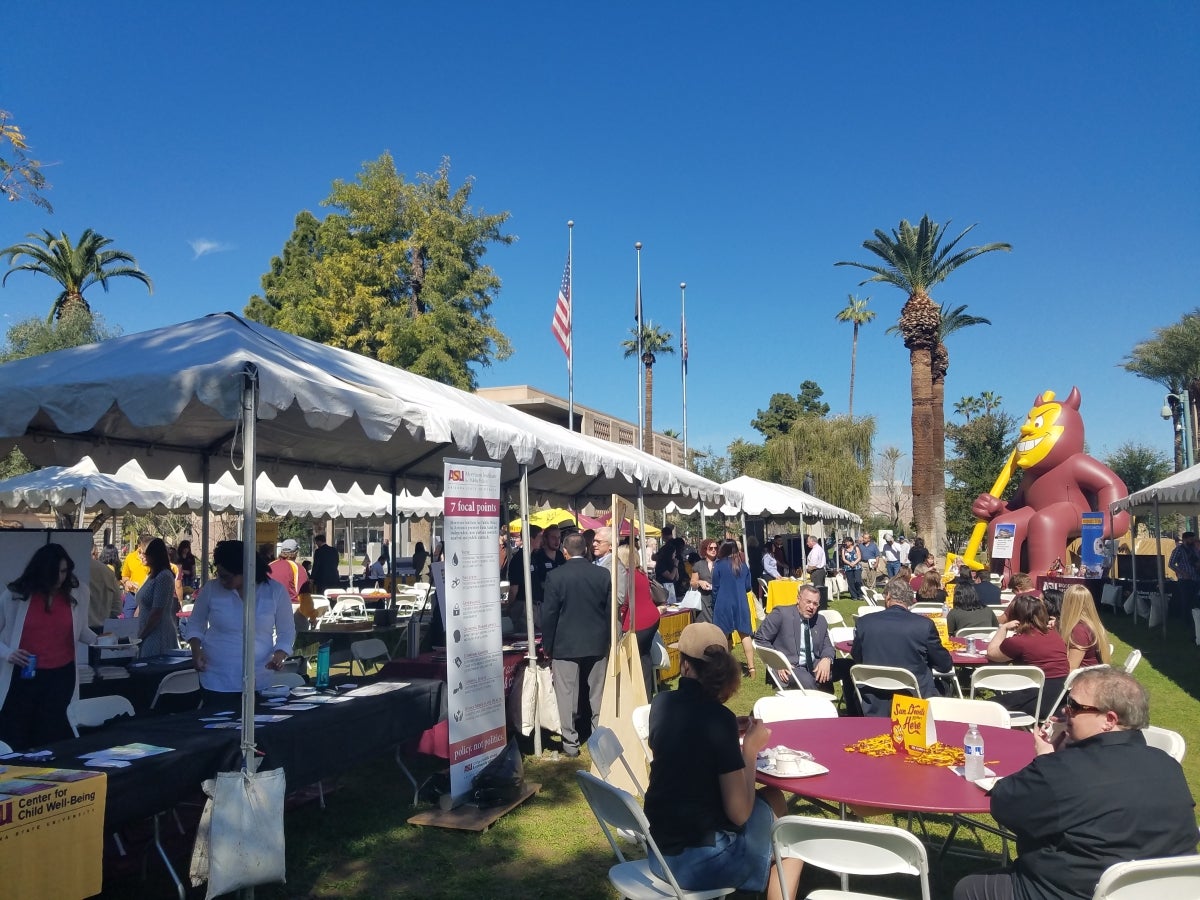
886, 561, 901, 578
651, 796, 774, 893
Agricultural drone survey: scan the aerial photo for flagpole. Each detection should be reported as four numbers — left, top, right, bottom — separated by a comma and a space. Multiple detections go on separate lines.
680, 281, 688, 470
567, 220, 574, 432
635, 242, 644, 453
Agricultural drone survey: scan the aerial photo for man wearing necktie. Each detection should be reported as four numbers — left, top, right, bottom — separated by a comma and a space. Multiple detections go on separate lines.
753, 584, 844, 693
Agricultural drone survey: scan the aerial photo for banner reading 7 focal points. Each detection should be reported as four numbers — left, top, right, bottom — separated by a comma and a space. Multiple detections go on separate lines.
442, 458, 506, 802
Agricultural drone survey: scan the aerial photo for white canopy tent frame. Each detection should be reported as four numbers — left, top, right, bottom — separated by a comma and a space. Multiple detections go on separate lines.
0, 312, 739, 766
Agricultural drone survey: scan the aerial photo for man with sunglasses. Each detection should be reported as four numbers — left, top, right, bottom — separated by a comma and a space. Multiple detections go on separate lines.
954, 669, 1196, 900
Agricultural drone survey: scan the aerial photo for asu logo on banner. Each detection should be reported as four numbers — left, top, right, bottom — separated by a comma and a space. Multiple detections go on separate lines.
447, 469, 465, 482
891, 695, 937, 754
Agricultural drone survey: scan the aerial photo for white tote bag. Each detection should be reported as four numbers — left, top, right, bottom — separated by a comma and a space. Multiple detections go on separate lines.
514, 661, 561, 736
190, 768, 287, 899
679, 588, 703, 611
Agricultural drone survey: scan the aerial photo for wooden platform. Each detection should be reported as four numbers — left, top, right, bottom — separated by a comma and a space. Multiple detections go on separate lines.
407, 782, 540, 832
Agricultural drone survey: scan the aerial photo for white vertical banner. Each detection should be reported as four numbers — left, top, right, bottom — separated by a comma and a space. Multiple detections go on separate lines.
443, 458, 506, 802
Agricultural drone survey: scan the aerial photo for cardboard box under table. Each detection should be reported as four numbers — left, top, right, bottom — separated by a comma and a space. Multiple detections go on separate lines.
0, 765, 107, 899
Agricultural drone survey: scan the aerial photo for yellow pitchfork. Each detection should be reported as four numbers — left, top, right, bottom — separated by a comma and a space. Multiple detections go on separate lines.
959, 447, 1018, 571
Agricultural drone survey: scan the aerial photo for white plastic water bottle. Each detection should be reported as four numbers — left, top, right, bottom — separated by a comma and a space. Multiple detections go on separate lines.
964, 724, 985, 781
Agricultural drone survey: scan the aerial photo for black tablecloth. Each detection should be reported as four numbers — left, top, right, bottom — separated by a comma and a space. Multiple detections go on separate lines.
36, 677, 446, 830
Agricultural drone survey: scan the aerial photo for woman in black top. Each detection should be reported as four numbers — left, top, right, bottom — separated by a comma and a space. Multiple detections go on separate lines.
643, 622, 801, 898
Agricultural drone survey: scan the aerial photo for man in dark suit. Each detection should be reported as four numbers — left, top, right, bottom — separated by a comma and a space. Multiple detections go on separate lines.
850, 577, 953, 716
753, 584, 849, 693
311, 533, 341, 594
542, 531, 613, 757
971, 567, 1002, 607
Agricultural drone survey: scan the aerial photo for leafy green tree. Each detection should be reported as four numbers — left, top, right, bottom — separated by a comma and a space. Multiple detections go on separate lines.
834, 294, 875, 417
0, 306, 121, 362
945, 411, 1019, 551
1, 229, 152, 321
1103, 441, 1172, 494
246, 154, 514, 390
837, 215, 1010, 553
751, 380, 830, 439
1122, 310, 1200, 470
753, 415, 876, 518
621, 321, 674, 452
728, 438, 764, 477
0, 110, 51, 211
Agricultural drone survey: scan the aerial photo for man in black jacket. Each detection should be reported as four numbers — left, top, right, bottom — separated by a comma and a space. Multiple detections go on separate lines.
543, 531, 613, 757
311, 533, 341, 594
954, 668, 1196, 900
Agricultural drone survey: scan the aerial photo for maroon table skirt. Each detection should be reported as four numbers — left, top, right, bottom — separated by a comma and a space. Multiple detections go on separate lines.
757, 717, 1034, 813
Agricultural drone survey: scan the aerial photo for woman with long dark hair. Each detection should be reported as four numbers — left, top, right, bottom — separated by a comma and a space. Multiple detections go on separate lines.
187, 540, 295, 710
986, 593, 1069, 720
689, 538, 718, 624
137, 538, 179, 657
0, 543, 97, 749
711, 539, 755, 677
643, 622, 801, 899
946, 580, 997, 634
176, 539, 197, 589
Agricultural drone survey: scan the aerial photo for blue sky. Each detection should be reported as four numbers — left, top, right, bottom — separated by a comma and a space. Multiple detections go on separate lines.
2, 3, 1197, 480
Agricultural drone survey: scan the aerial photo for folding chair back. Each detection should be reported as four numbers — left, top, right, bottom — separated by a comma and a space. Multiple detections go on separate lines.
587, 725, 645, 799
1093, 855, 1200, 900
631, 704, 652, 761
849, 663, 922, 712
1141, 725, 1186, 762
350, 637, 390, 675
150, 668, 202, 710
577, 770, 735, 900
70, 695, 135, 734
927, 696, 1011, 728
752, 693, 838, 723
752, 643, 803, 693
818, 609, 846, 628
771, 814, 931, 900
265, 672, 306, 688
1123, 649, 1142, 674
955, 626, 997, 640
970, 665, 1044, 729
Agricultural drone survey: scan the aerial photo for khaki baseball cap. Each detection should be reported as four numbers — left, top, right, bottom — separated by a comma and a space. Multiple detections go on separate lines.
677, 622, 728, 658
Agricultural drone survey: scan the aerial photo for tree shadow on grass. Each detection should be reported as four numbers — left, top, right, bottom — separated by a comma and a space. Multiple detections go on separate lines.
1103, 606, 1200, 698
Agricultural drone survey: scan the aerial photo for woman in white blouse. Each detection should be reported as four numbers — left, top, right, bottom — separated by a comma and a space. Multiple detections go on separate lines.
187, 540, 295, 710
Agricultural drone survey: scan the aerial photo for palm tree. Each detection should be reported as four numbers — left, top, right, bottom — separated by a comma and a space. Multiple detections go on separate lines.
836, 215, 1010, 553
1, 229, 152, 322
622, 321, 674, 453
834, 294, 875, 418
979, 390, 1003, 416
954, 396, 983, 422
1123, 310, 1200, 471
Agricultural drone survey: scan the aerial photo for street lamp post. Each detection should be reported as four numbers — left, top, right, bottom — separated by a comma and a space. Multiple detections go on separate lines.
1161, 391, 1195, 471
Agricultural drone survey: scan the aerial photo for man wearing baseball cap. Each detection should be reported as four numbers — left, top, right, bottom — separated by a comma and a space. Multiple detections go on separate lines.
269, 539, 303, 605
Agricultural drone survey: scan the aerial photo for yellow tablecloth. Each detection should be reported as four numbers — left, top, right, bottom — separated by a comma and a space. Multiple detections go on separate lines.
766, 578, 803, 613
0, 765, 107, 899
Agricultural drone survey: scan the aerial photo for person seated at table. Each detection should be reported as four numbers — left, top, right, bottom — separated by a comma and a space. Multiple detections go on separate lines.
849, 577, 953, 716
986, 594, 1068, 721
968, 566, 1002, 607
136, 538, 180, 658
946, 580, 997, 635
1058, 584, 1111, 670
0, 543, 98, 750
753, 583, 849, 694
760, 544, 783, 581
996, 572, 1040, 623
915, 569, 947, 606
187, 541, 295, 711
643, 622, 802, 900
1040, 587, 1062, 629
953, 669, 1197, 900
909, 562, 934, 593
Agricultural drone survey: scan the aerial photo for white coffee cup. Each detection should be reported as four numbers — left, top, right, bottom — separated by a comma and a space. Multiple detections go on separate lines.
774, 751, 802, 776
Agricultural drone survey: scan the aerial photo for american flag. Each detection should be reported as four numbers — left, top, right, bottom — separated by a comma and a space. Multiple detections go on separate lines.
551, 253, 571, 359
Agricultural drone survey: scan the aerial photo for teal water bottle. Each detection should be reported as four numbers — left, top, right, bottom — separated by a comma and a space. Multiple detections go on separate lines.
316, 643, 331, 689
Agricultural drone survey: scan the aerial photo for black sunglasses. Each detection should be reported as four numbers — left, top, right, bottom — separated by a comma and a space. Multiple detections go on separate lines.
1063, 696, 1104, 716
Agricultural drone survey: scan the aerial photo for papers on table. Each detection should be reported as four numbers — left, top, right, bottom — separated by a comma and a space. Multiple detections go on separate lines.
80, 743, 174, 767
949, 764, 1001, 790
346, 682, 410, 697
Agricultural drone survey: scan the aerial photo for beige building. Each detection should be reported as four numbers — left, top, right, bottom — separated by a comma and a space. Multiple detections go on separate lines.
476, 385, 684, 466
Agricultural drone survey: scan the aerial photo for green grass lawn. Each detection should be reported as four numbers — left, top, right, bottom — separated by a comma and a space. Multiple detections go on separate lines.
98, 595, 1200, 900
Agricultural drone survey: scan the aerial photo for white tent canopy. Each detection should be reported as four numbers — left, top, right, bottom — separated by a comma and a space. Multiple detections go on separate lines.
1111, 463, 1200, 518
668, 474, 862, 526
0, 456, 198, 513
0, 312, 736, 510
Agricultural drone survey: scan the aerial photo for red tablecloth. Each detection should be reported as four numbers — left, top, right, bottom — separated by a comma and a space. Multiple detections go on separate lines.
757, 717, 1034, 813
834, 639, 988, 668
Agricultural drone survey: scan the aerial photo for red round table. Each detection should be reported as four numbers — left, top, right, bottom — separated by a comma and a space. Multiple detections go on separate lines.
834, 640, 990, 668
756, 717, 1034, 814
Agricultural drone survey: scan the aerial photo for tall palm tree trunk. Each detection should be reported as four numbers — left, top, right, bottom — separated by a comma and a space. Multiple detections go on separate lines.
909, 346, 936, 546
643, 363, 655, 454
931, 342, 949, 553
848, 323, 859, 418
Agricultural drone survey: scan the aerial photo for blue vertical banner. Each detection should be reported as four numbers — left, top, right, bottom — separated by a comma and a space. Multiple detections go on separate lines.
1080, 512, 1105, 577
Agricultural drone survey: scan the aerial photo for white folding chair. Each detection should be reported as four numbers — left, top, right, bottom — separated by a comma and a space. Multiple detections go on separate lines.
828, 626, 856, 656
1141, 725, 1186, 762
0, 739, 10, 754
577, 770, 735, 900
861, 587, 881, 607
771, 814, 931, 900
631, 704, 652, 762
1044, 664, 1111, 724
150, 668, 202, 710
849, 664, 922, 714
332, 597, 368, 618
752, 693, 838, 722
818, 609, 846, 628
955, 626, 997, 640
911, 602, 946, 615
1123, 648, 1142, 674
970, 665, 1045, 729
753, 643, 807, 693
588, 725, 646, 799
350, 637, 390, 675
927, 696, 1011, 728
853, 606, 885, 626
69, 695, 135, 735
1093, 854, 1200, 899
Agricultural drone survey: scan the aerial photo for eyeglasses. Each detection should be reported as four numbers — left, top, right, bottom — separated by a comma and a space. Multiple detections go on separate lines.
705, 546, 717, 553
1062, 696, 1104, 716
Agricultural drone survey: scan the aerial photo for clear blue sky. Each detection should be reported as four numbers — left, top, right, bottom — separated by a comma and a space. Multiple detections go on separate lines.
3, 3, 1197, 480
